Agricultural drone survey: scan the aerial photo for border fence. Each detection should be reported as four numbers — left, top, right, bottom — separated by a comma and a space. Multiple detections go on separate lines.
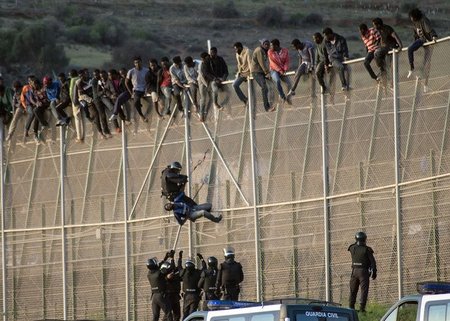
1, 37, 450, 320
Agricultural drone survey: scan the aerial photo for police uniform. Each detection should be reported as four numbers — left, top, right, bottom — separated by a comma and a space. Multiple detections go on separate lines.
348, 237, 377, 312
180, 262, 204, 319
166, 269, 182, 321
147, 267, 173, 321
216, 257, 244, 301
198, 266, 219, 310
161, 166, 195, 205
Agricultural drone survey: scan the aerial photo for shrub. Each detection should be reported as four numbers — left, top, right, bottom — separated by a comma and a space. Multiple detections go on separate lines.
256, 6, 283, 27
212, 1, 240, 19
302, 13, 323, 26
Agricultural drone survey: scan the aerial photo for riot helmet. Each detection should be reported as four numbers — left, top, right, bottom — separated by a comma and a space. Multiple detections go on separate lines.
160, 261, 172, 275
185, 257, 195, 270
146, 257, 158, 270
355, 231, 367, 245
223, 246, 235, 259
207, 256, 218, 268
169, 161, 182, 172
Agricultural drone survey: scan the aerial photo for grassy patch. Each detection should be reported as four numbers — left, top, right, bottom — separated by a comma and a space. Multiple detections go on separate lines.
64, 44, 112, 69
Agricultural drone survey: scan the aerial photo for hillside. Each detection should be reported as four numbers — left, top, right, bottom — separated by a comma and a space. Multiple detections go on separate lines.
0, 0, 449, 78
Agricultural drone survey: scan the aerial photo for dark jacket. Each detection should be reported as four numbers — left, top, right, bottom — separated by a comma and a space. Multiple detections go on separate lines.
324, 33, 349, 62
413, 16, 437, 41
210, 55, 229, 80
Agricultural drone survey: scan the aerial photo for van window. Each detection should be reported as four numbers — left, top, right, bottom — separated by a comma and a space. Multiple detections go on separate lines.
212, 312, 278, 321
427, 302, 450, 321
251, 313, 277, 321
384, 302, 418, 321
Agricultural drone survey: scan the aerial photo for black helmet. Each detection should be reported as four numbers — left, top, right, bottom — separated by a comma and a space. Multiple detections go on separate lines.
169, 161, 182, 171
160, 261, 172, 275
223, 246, 235, 259
146, 257, 158, 270
185, 257, 195, 269
355, 231, 367, 245
207, 256, 218, 268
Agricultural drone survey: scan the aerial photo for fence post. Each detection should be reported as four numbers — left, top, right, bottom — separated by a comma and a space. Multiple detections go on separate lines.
392, 49, 403, 299
248, 77, 262, 301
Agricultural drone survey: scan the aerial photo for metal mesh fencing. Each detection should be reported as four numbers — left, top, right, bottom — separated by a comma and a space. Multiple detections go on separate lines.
0, 38, 449, 320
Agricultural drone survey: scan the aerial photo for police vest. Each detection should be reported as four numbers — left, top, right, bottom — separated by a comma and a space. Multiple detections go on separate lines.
349, 244, 373, 269
161, 168, 187, 200
147, 270, 167, 293
201, 268, 218, 292
181, 268, 202, 293
166, 272, 181, 293
220, 261, 243, 287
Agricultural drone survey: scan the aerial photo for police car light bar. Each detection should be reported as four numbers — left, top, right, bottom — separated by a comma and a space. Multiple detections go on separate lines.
417, 282, 450, 295
207, 300, 261, 310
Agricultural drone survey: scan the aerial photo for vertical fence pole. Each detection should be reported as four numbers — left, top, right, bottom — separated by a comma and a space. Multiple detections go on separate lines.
121, 121, 130, 321
392, 49, 403, 299
248, 78, 262, 300
1, 124, 7, 321
59, 126, 68, 320
320, 90, 331, 301
184, 98, 193, 257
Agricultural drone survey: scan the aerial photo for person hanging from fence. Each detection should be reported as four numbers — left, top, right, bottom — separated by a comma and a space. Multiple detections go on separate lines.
161, 161, 222, 225
406, 8, 438, 93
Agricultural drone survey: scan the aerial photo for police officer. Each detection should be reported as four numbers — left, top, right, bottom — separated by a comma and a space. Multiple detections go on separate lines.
179, 251, 206, 319
161, 161, 222, 225
198, 256, 219, 310
216, 246, 244, 301
147, 257, 173, 321
165, 251, 182, 321
348, 231, 377, 312
161, 161, 193, 205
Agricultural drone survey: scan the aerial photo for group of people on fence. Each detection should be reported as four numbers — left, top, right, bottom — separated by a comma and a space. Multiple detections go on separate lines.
0, 8, 438, 144
147, 247, 244, 321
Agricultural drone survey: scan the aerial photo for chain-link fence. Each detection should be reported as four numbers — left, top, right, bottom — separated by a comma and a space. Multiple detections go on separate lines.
1, 37, 450, 320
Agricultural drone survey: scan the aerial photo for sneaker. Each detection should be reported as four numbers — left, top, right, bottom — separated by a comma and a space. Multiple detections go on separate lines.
34, 135, 40, 144
287, 89, 295, 97
407, 70, 414, 79
109, 114, 118, 121
141, 116, 149, 123
115, 127, 122, 134
423, 85, 429, 93
267, 105, 276, 112
55, 119, 63, 127
214, 103, 223, 110
213, 215, 223, 223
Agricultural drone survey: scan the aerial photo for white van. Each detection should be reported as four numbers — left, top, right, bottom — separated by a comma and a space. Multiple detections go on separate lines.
184, 299, 359, 321
380, 282, 450, 321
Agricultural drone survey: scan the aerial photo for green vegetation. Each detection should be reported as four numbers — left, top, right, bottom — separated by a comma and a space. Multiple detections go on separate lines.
64, 45, 112, 69
358, 303, 391, 321
0, 0, 448, 79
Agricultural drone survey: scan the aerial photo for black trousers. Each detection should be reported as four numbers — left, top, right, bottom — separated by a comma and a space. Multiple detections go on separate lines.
223, 286, 240, 301
182, 293, 200, 320
152, 292, 172, 321
167, 292, 181, 321
349, 267, 370, 310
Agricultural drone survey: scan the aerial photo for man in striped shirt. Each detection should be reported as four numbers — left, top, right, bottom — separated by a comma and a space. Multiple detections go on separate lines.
359, 23, 381, 81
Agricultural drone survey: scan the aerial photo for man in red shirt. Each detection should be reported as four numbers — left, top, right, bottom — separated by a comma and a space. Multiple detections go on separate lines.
268, 39, 292, 105
359, 23, 381, 81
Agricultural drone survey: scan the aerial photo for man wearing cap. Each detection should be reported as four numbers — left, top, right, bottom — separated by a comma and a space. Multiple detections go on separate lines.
251, 39, 273, 112
216, 246, 244, 301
